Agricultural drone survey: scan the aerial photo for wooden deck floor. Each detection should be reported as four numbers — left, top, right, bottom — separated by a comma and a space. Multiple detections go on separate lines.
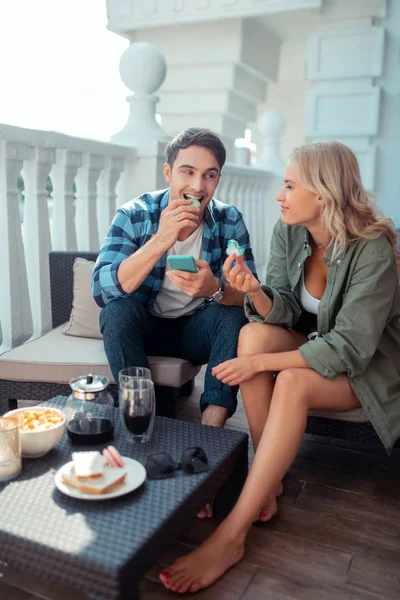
2, 367, 400, 600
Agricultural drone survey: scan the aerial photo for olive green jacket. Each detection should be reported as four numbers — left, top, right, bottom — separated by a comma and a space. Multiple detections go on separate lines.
245, 219, 400, 453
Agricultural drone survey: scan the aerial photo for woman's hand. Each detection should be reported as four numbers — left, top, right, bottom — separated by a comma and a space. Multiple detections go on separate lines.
212, 356, 261, 386
223, 254, 260, 294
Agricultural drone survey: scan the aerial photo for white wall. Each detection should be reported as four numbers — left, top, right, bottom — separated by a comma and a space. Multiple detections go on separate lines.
374, 0, 400, 227
253, 37, 312, 163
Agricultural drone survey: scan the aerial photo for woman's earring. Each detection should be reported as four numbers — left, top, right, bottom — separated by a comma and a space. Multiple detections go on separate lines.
317, 203, 322, 209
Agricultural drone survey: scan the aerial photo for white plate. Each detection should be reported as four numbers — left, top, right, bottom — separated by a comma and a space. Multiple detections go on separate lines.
55, 457, 147, 501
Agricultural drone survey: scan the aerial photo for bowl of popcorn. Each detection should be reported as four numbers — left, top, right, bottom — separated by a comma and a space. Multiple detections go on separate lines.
3, 407, 66, 458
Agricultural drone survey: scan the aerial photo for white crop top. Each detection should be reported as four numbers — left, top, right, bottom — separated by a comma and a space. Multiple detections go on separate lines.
299, 269, 320, 315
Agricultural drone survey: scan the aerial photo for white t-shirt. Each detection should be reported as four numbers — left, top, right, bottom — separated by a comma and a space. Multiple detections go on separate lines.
149, 224, 205, 319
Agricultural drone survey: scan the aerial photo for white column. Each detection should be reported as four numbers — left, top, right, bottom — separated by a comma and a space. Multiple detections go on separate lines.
0, 141, 33, 351
97, 155, 125, 243
256, 110, 286, 176
22, 146, 56, 338
111, 42, 170, 155
51, 149, 82, 251
115, 156, 136, 208
75, 154, 105, 251
132, 19, 279, 163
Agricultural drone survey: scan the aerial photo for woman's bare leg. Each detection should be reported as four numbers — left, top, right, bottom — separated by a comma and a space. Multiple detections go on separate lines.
160, 368, 360, 593
237, 323, 307, 519
198, 323, 305, 520
238, 323, 307, 449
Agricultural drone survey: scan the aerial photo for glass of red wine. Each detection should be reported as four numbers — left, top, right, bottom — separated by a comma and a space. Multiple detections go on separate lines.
119, 377, 155, 444
119, 366, 152, 385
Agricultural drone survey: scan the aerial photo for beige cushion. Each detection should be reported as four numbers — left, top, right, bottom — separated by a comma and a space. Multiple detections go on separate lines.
0, 325, 201, 388
62, 258, 102, 339
309, 408, 368, 423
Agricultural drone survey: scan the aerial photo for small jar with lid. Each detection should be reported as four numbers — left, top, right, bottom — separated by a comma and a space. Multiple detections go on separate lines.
65, 374, 114, 444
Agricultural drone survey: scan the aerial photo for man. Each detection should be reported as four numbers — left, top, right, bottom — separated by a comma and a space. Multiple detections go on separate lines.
92, 127, 257, 435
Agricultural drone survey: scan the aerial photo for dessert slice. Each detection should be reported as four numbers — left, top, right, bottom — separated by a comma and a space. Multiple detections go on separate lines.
61, 463, 127, 495
72, 451, 104, 479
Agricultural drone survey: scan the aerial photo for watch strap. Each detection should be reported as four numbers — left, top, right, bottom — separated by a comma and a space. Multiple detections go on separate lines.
207, 279, 224, 302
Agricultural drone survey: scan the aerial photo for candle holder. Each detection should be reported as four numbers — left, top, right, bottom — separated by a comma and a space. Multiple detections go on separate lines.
0, 417, 22, 482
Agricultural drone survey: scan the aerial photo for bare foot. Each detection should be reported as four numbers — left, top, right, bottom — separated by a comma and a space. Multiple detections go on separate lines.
160, 524, 245, 593
258, 482, 283, 522
197, 501, 213, 519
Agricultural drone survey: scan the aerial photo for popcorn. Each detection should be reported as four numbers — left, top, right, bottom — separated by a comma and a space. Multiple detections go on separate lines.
226, 239, 245, 257
14, 409, 63, 432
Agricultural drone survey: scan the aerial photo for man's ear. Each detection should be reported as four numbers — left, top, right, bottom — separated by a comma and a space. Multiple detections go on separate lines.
164, 162, 171, 183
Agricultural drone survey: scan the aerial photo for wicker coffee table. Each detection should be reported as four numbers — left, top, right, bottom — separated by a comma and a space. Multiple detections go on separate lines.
0, 396, 248, 599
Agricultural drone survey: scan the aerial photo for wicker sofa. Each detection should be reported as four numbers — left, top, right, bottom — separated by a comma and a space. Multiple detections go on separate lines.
0, 251, 200, 417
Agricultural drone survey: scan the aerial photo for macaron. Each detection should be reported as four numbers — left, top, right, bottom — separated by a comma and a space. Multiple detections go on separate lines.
226, 239, 245, 257
103, 445, 125, 468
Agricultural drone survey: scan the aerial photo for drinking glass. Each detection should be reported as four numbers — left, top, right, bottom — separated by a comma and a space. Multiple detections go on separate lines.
0, 417, 22, 482
119, 366, 152, 385
119, 378, 155, 443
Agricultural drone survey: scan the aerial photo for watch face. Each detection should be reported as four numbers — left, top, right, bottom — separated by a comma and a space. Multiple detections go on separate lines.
212, 289, 224, 303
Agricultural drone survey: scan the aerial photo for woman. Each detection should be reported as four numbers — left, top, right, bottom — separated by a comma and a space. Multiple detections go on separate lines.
159, 141, 400, 593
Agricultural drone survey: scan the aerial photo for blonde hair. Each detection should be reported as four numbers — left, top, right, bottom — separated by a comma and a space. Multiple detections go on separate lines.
290, 141, 400, 270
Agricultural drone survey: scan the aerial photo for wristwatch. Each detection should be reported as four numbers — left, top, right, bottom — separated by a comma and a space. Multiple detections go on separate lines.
207, 280, 224, 303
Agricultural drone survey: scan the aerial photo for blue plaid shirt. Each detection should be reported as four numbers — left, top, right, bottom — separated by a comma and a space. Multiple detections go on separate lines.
92, 188, 257, 308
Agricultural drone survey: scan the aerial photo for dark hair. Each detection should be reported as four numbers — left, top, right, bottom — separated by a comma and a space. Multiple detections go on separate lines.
165, 128, 226, 170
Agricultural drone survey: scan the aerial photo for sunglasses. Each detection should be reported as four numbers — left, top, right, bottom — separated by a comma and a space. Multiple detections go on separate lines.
146, 447, 209, 480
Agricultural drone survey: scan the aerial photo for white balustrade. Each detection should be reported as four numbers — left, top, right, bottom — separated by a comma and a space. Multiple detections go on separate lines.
217, 164, 279, 279
51, 150, 82, 251
0, 124, 134, 353
75, 153, 105, 252
97, 156, 125, 243
0, 140, 34, 351
115, 156, 137, 208
22, 146, 56, 338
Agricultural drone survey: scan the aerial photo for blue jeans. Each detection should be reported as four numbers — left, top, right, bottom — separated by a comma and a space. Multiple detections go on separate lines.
100, 298, 248, 417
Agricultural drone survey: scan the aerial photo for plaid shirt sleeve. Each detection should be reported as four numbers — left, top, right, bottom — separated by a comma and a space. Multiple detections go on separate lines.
91, 208, 141, 308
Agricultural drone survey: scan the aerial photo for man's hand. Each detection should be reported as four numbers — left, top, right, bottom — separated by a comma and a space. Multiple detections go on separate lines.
212, 356, 261, 386
153, 199, 200, 251
223, 253, 260, 294
166, 259, 220, 298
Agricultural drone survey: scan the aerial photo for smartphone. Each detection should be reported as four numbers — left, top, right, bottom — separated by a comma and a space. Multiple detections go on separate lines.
167, 255, 198, 273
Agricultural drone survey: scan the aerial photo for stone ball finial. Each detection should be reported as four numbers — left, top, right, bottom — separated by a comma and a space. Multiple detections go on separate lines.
119, 42, 167, 94
258, 110, 286, 139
